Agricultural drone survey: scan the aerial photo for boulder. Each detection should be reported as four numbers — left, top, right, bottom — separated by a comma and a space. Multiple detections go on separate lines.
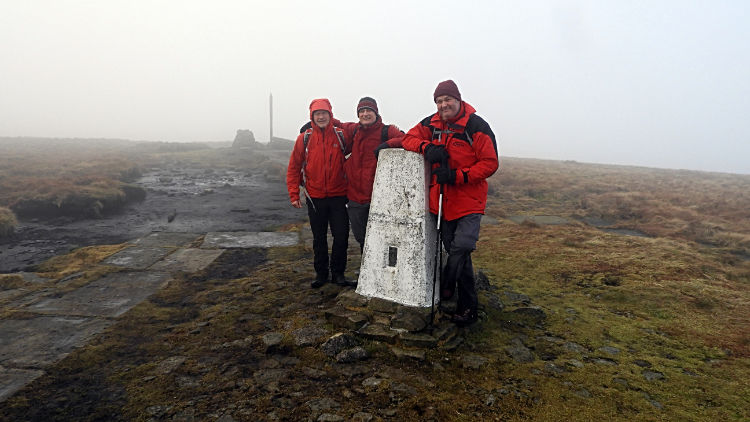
368, 297, 399, 313
391, 306, 428, 332
391, 347, 426, 361
261, 332, 284, 354
321, 333, 358, 357
399, 332, 437, 349
324, 306, 368, 331
359, 324, 399, 344
335, 346, 370, 363
232, 129, 265, 149
511, 306, 547, 319
337, 290, 368, 309
505, 345, 535, 363
292, 325, 327, 347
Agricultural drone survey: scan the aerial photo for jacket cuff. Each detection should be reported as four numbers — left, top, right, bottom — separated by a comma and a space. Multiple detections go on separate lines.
386, 138, 402, 148
419, 142, 430, 154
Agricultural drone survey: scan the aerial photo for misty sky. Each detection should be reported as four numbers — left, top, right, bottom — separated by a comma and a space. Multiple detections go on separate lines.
2, 1, 749, 174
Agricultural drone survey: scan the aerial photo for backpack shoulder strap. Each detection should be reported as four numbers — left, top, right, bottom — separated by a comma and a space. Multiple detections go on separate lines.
464, 113, 497, 155
302, 128, 313, 149
301, 129, 315, 186
333, 126, 346, 154
380, 125, 390, 143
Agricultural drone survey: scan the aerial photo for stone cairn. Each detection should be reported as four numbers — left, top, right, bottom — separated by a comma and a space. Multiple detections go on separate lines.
326, 290, 459, 360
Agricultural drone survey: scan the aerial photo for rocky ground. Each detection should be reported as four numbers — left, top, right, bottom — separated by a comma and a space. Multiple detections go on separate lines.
1, 154, 748, 421
0, 233, 527, 422
0, 224, 694, 422
0, 164, 304, 273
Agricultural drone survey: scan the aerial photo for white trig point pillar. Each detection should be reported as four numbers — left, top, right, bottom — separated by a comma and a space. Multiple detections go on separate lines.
356, 148, 438, 308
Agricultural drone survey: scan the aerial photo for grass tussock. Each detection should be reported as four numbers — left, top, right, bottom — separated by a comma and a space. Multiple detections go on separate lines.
33, 243, 129, 280
0, 206, 17, 237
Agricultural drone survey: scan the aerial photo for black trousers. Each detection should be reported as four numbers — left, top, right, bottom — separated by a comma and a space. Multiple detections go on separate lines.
307, 196, 349, 277
440, 213, 482, 313
347, 200, 370, 254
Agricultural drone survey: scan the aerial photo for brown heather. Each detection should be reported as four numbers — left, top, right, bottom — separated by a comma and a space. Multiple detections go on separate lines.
487, 158, 750, 254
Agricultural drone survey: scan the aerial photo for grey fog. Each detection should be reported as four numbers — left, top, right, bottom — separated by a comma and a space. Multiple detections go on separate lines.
1, 0, 749, 174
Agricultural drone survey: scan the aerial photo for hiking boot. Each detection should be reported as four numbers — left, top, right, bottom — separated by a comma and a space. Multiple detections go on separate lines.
348, 279, 358, 288
332, 273, 349, 287
311, 274, 328, 289
452, 308, 478, 326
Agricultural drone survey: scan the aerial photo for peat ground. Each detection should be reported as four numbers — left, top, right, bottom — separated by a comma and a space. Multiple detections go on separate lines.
1, 147, 749, 421
2, 219, 749, 421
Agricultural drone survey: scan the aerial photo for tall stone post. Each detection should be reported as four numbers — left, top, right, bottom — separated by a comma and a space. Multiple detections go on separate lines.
356, 149, 438, 308
269, 93, 273, 143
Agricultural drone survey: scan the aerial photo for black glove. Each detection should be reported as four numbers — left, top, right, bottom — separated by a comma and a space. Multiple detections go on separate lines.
300, 121, 312, 133
374, 143, 390, 159
423, 144, 450, 164
433, 166, 456, 185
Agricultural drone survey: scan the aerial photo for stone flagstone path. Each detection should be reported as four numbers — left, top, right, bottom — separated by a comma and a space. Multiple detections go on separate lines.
0, 231, 298, 402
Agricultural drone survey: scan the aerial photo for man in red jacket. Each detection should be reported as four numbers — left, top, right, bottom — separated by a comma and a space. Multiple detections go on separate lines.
401, 80, 499, 326
337, 97, 405, 254
287, 98, 350, 288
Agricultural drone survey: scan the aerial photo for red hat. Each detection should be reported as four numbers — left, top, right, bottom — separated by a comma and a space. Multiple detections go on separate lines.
433, 79, 461, 102
309, 98, 333, 120
357, 96, 378, 114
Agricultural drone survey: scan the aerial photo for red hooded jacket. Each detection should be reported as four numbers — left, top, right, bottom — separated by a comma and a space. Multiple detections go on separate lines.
401, 102, 499, 221
287, 99, 348, 202
336, 117, 404, 204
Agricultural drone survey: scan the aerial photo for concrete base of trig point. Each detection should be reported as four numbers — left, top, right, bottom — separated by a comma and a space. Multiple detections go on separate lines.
356, 149, 438, 308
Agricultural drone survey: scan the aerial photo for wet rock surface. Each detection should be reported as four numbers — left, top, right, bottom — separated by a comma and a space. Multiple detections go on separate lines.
0, 165, 304, 272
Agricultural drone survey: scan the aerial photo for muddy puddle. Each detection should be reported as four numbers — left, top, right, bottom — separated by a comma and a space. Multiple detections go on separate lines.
0, 166, 304, 272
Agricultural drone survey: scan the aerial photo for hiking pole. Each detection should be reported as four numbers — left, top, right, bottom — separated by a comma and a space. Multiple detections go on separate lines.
303, 187, 316, 212
429, 165, 445, 331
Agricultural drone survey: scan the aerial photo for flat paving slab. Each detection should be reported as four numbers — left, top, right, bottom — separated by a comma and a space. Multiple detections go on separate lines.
0, 316, 113, 368
0, 367, 45, 402
508, 215, 570, 225
201, 231, 298, 248
149, 248, 225, 272
129, 232, 203, 247
101, 247, 174, 269
27, 272, 171, 318
4, 289, 56, 310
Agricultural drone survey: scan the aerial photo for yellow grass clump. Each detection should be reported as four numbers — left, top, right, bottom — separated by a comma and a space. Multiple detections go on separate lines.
0, 206, 17, 237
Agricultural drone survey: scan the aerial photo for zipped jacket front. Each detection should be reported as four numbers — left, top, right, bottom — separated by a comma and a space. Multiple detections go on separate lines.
287, 122, 348, 202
